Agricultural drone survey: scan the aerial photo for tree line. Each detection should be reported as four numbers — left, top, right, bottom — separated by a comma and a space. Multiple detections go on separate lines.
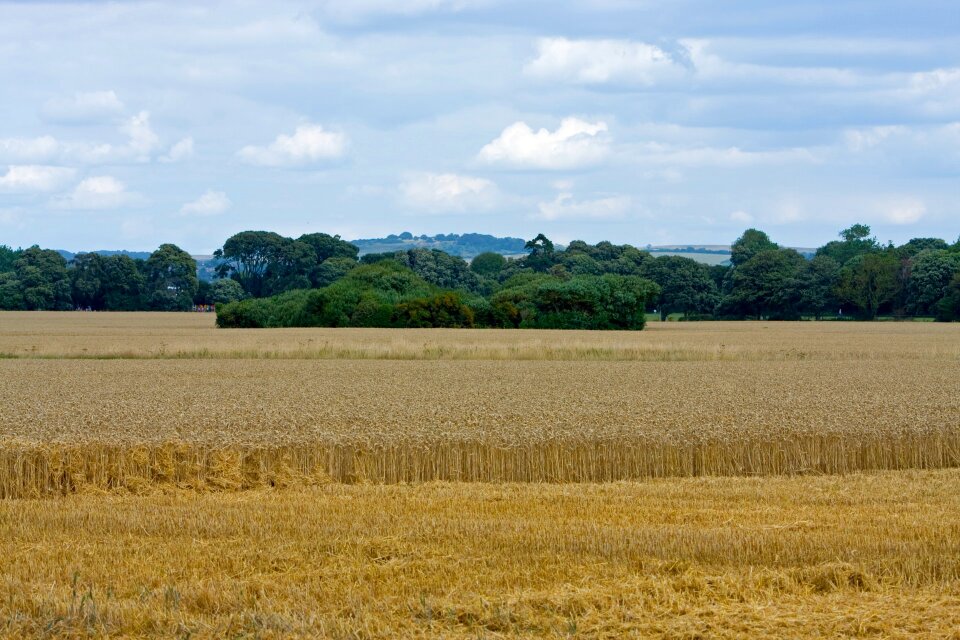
2, 224, 958, 326
0, 243, 202, 311
213, 225, 960, 328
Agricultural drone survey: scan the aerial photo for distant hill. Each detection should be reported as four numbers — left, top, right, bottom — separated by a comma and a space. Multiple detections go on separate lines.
56, 249, 152, 262
192, 255, 220, 282
50, 239, 816, 279
350, 232, 528, 260
645, 244, 815, 267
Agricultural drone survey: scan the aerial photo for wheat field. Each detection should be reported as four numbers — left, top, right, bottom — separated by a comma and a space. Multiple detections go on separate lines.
1, 313, 958, 494
2, 473, 960, 637
1, 312, 959, 637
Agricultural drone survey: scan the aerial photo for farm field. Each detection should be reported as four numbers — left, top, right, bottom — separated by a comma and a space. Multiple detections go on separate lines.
1, 312, 959, 637
1, 473, 959, 637
1, 313, 959, 493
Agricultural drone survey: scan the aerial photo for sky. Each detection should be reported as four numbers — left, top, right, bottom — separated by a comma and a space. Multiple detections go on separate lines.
0, 0, 958, 253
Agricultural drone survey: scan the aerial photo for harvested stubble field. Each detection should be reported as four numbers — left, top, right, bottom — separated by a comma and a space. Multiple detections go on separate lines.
1, 312, 959, 637
2, 473, 960, 638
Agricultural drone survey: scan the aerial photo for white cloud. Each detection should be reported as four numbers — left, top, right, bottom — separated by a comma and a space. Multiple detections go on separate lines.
40, 90, 125, 123
400, 172, 497, 213
525, 37, 687, 85
730, 210, 753, 224
630, 142, 818, 168
120, 111, 161, 161
883, 198, 926, 224
774, 200, 807, 224
844, 126, 908, 152
0, 165, 75, 192
237, 124, 347, 166
533, 192, 631, 221
681, 39, 862, 87
478, 118, 609, 169
179, 190, 231, 217
160, 137, 194, 163
54, 176, 140, 210
0, 136, 61, 163
0, 112, 162, 165
907, 67, 960, 94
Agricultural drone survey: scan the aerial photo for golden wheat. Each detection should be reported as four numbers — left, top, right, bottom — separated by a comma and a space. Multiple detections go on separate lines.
1, 314, 958, 496
2, 313, 959, 637
1, 311, 958, 361
2, 472, 959, 637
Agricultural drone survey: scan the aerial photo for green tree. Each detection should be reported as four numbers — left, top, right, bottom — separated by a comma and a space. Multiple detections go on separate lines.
559, 252, 601, 276
935, 273, 960, 321
907, 250, 960, 315
0, 245, 20, 273
145, 244, 198, 311
470, 251, 506, 277
366, 248, 481, 291
835, 251, 899, 319
730, 229, 778, 267
897, 237, 949, 259
641, 255, 719, 319
841, 223, 872, 242
210, 278, 246, 304
70, 252, 107, 309
722, 249, 806, 319
70, 253, 146, 310
557, 240, 648, 276
393, 292, 475, 328
13, 247, 72, 310
101, 255, 145, 310
312, 256, 357, 287
489, 273, 658, 330
0, 271, 24, 309
817, 223, 880, 266
799, 255, 839, 319
523, 233, 556, 272
214, 231, 289, 297
266, 239, 314, 294
216, 231, 350, 296
298, 233, 359, 287
297, 233, 359, 263
708, 264, 729, 290
398, 248, 480, 291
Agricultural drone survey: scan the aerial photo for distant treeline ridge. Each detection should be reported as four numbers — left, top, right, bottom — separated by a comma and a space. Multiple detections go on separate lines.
1, 224, 958, 327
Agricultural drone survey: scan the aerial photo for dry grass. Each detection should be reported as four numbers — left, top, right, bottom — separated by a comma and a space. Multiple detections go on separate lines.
0, 313, 958, 495
1, 312, 958, 636
1, 311, 959, 361
1, 357, 958, 494
2, 472, 959, 638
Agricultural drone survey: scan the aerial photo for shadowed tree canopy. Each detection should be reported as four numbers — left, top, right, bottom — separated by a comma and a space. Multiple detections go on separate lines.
723, 248, 807, 319
907, 250, 960, 315
817, 224, 881, 266
523, 233, 556, 272
145, 244, 198, 311
0, 245, 19, 274
70, 253, 145, 310
2, 223, 959, 323
8, 247, 73, 311
470, 251, 507, 277
836, 251, 900, 319
641, 255, 719, 320
215, 231, 358, 296
730, 229, 778, 267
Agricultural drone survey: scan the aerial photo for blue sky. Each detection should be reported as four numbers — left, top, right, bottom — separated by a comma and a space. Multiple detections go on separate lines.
0, 0, 957, 253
